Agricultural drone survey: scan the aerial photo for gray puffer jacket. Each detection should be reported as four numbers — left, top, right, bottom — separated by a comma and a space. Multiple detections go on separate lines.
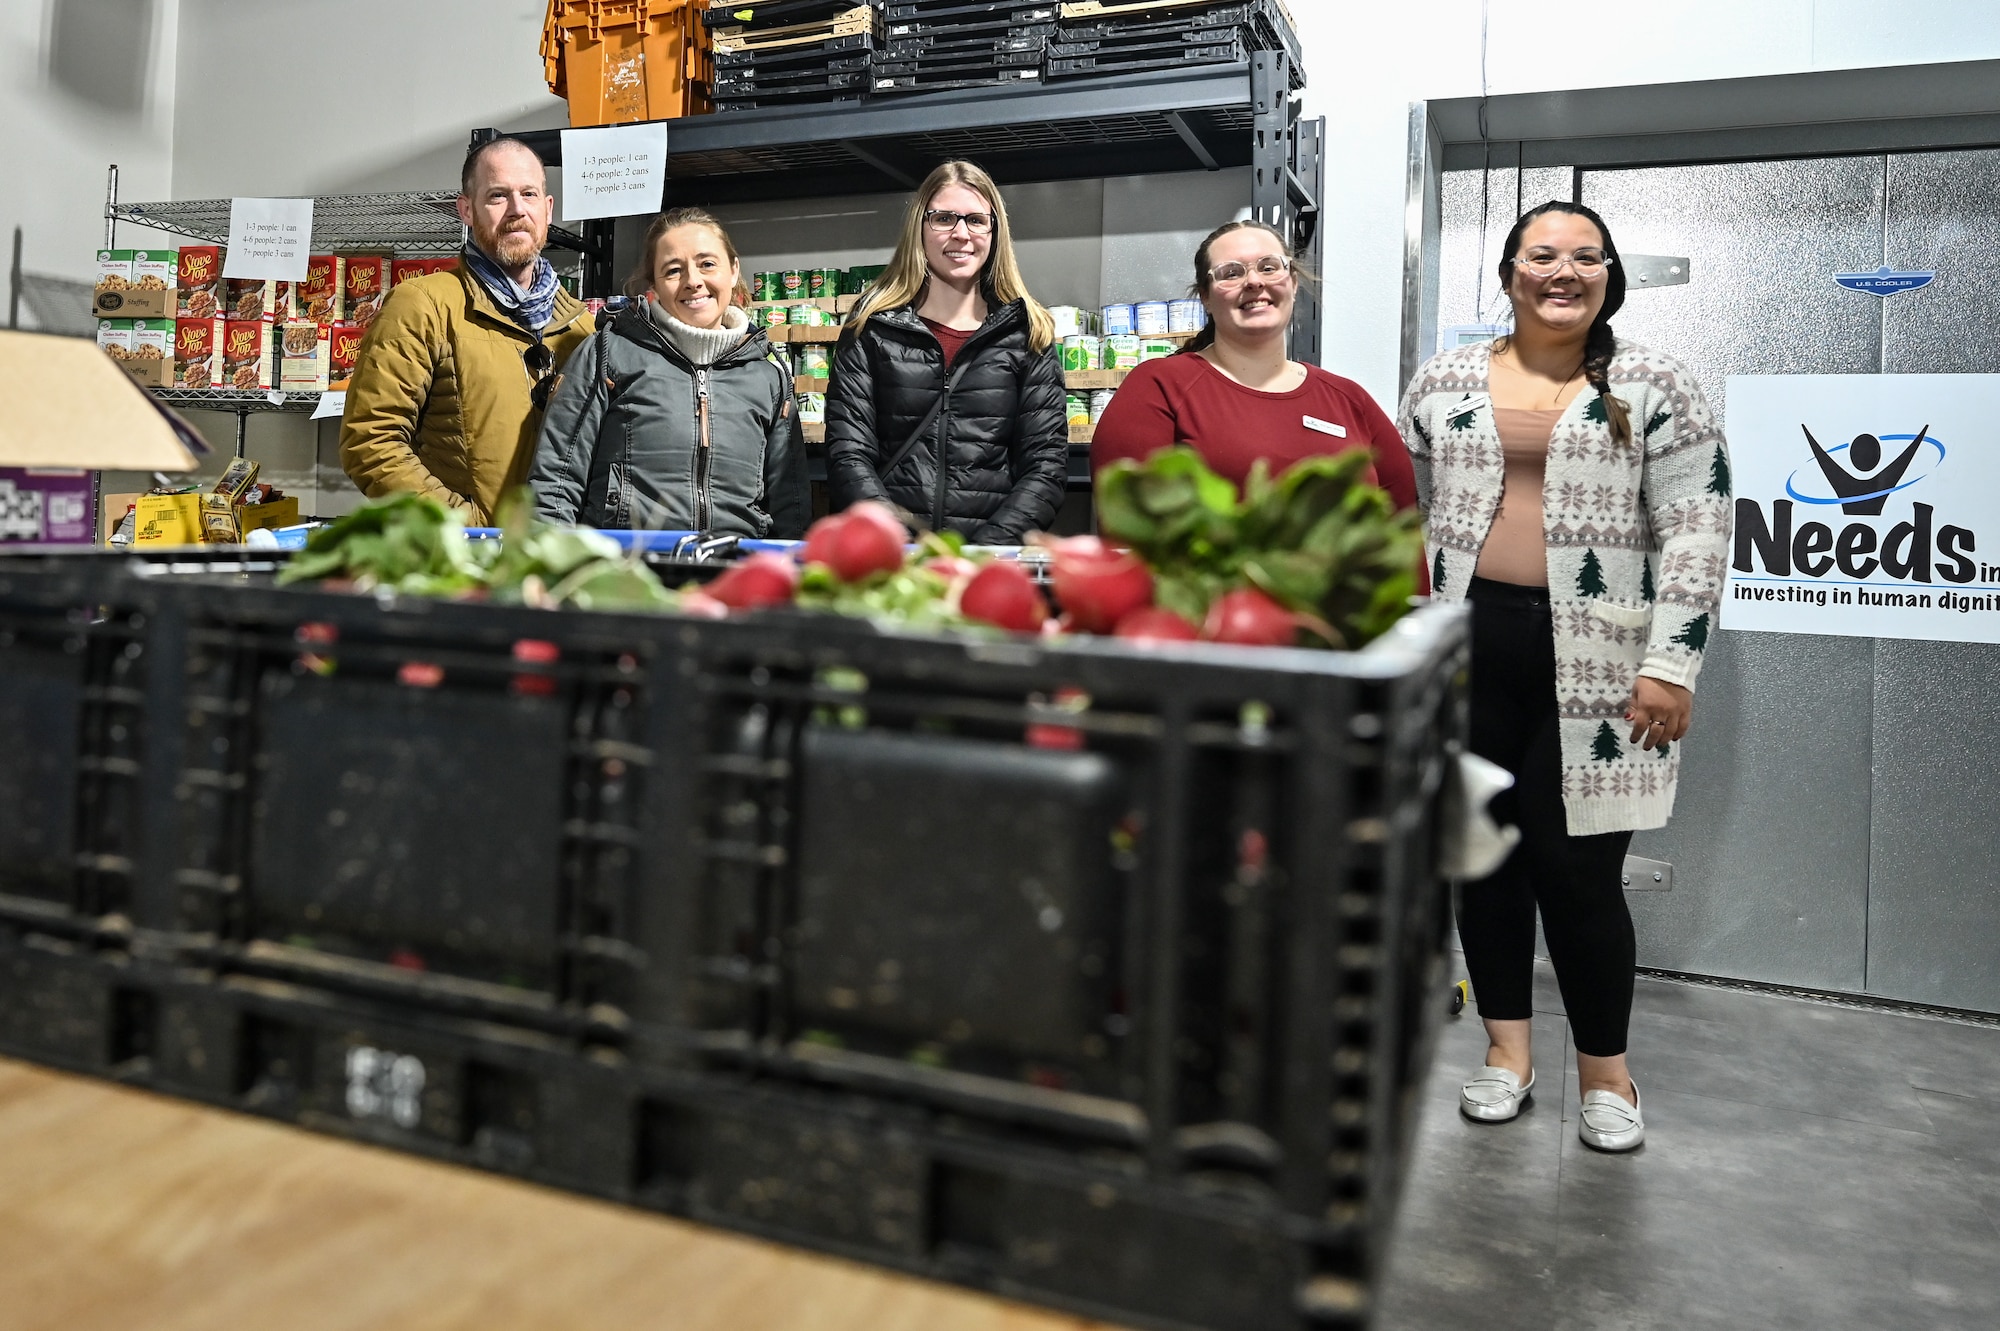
530, 307, 810, 537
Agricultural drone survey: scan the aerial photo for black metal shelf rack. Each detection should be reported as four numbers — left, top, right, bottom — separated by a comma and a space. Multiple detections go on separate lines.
474, 55, 1323, 362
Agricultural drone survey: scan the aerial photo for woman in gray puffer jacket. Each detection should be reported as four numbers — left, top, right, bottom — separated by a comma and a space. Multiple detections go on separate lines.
531, 208, 809, 537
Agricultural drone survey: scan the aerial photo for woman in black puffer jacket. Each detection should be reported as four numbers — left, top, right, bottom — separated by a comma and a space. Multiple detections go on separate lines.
826, 160, 1068, 543
531, 208, 809, 537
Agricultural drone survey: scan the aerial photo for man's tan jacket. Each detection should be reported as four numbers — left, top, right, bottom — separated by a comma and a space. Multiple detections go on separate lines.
340, 263, 593, 524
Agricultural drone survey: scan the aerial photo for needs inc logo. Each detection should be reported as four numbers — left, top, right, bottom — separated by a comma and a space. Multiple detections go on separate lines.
1735, 419, 1993, 604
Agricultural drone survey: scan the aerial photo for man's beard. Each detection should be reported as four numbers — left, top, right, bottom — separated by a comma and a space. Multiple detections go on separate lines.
475, 216, 545, 269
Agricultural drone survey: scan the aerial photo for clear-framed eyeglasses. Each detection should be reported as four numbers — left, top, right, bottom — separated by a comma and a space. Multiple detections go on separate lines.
1209, 255, 1292, 287
924, 209, 995, 235
1509, 248, 1614, 279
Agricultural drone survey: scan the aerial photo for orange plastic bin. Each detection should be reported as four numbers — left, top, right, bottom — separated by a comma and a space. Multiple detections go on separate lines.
543, 0, 713, 126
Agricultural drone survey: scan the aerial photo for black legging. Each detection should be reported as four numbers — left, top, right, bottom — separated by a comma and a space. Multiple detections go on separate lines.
1459, 577, 1636, 1058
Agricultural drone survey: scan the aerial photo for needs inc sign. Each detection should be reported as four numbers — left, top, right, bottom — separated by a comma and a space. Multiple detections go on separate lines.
1725, 374, 2000, 644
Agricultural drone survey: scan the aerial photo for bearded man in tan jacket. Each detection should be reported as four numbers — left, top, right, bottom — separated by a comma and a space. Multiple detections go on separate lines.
341, 135, 594, 523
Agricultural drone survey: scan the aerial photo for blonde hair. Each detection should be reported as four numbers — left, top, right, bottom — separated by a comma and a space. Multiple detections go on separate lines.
629, 207, 750, 305
849, 161, 1055, 353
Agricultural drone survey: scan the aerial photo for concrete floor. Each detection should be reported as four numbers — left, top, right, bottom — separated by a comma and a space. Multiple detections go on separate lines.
1375, 957, 2000, 1331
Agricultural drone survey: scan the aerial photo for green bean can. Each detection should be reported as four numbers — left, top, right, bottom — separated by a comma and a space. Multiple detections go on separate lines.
809, 267, 841, 299
755, 272, 781, 303
759, 303, 789, 328
798, 345, 832, 377
780, 269, 808, 301
797, 392, 827, 424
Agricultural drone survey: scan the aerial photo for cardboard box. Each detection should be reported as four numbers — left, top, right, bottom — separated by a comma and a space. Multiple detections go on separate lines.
177, 246, 225, 319
344, 253, 392, 331
205, 495, 300, 544
300, 254, 345, 322
97, 319, 135, 358
279, 319, 330, 391
427, 257, 460, 276
95, 249, 173, 317
223, 319, 274, 391
225, 278, 280, 323
175, 317, 225, 388
0, 329, 204, 474
0, 467, 96, 544
391, 259, 429, 290
133, 490, 204, 545
328, 320, 364, 389
101, 490, 144, 544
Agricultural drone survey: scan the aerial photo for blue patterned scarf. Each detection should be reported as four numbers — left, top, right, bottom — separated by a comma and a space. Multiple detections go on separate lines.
461, 242, 561, 333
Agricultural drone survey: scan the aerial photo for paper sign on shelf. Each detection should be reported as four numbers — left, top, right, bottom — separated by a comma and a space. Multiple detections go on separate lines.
311, 391, 346, 420
560, 123, 669, 221
222, 198, 314, 280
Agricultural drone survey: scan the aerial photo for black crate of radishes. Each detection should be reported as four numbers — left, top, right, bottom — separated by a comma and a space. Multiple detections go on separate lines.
0, 535, 1467, 1331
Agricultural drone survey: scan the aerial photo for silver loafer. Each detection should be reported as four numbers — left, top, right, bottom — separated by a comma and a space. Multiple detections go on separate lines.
1460, 1065, 1534, 1122
1578, 1080, 1644, 1152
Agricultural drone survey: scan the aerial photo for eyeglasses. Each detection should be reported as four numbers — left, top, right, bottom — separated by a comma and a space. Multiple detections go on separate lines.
1209, 256, 1292, 287
1509, 248, 1614, 279
524, 339, 556, 411
924, 209, 995, 235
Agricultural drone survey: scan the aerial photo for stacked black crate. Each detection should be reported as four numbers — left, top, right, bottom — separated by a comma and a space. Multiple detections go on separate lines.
1047, 0, 1303, 85
872, 1, 1057, 95
706, 2, 883, 112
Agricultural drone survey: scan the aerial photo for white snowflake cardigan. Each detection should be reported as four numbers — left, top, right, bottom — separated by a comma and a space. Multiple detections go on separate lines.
1397, 339, 1734, 835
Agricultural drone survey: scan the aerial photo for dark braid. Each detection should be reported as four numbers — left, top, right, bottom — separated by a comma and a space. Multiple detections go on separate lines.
1582, 317, 1632, 449
1497, 200, 1631, 448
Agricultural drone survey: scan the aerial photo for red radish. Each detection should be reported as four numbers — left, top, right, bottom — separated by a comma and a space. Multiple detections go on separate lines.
1202, 587, 1298, 646
924, 555, 980, 582
1114, 607, 1198, 643
1044, 536, 1154, 634
959, 561, 1048, 633
802, 502, 907, 582
704, 553, 799, 609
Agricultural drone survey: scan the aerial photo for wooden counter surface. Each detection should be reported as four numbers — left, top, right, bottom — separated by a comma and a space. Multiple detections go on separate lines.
0, 1057, 1102, 1331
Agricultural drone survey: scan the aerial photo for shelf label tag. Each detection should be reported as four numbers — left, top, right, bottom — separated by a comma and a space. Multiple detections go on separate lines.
560, 122, 670, 222
222, 197, 314, 281
311, 390, 346, 420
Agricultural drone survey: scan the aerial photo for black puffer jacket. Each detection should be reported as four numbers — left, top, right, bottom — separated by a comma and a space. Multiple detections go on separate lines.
530, 308, 809, 537
825, 298, 1067, 542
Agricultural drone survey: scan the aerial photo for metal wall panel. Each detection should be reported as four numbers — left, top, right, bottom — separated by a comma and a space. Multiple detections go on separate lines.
1582, 159, 1886, 987
1578, 158, 1887, 417
1435, 163, 1570, 341
1866, 148, 2000, 1009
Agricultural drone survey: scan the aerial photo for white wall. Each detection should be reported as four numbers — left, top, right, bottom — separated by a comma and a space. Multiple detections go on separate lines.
1293, 0, 2000, 409
1, 0, 180, 296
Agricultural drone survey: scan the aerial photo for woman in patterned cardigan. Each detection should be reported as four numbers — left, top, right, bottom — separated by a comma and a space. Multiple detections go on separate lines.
1398, 201, 1732, 1152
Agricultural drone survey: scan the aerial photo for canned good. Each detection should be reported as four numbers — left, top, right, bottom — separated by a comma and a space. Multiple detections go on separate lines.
1140, 337, 1177, 362
1168, 298, 1206, 333
759, 304, 789, 328
1061, 334, 1103, 372
797, 345, 832, 377
755, 272, 781, 303
1066, 393, 1092, 427
1134, 300, 1170, 335
780, 269, 808, 300
789, 304, 827, 327
1048, 304, 1096, 338
842, 264, 885, 296
1101, 303, 1136, 337
1104, 334, 1142, 370
797, 391, 827, 424
1089, 389, 1116, 423
809, 267, 842, 299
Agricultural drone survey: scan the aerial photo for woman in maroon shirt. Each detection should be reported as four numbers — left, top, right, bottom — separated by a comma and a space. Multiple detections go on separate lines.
1090, 220, 1418, 512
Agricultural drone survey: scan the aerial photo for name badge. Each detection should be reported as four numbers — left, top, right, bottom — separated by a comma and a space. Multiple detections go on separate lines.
1303, 415, 1347, 438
